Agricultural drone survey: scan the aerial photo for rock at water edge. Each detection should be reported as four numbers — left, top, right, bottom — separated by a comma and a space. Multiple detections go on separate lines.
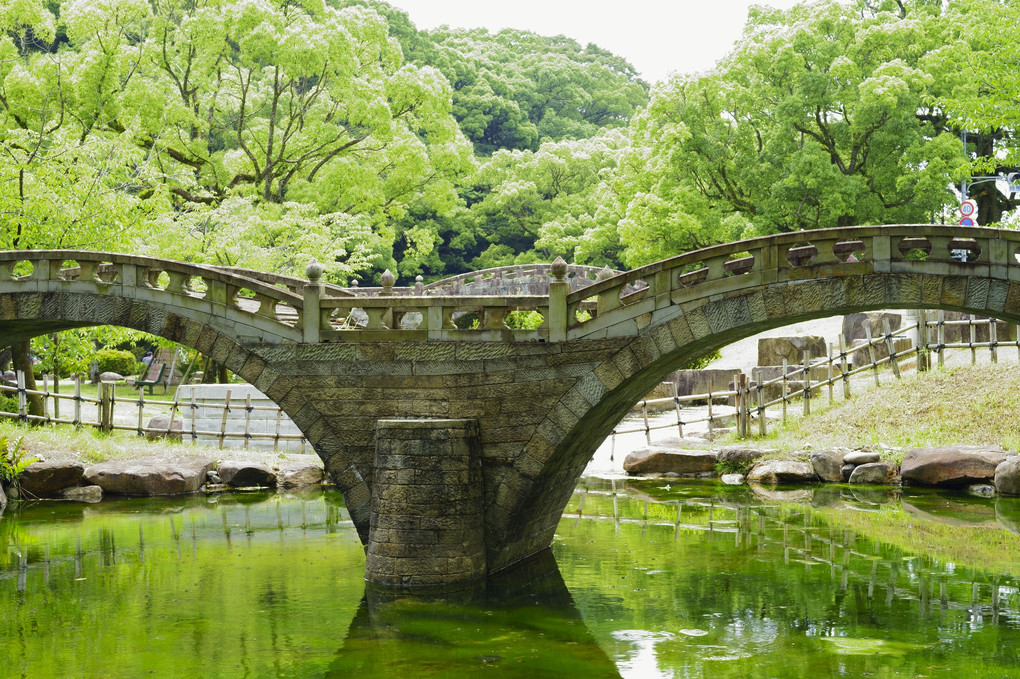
995, 457, 1020, 497
810, 451, 842, 483
623, 449, 718, 475
901, 446, 1008, 487
843, 451, 881, 465
218, 461, 277, 488
721, 474, 745, 485
84, 458, 214, 496
848, 462, 893, 485
747, 460, 817, 485
277, 462, 324, 488
20, 460, 86, 497
55, 485, 103, 503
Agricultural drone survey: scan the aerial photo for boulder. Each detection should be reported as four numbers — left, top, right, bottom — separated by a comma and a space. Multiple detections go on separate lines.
20, 460, 86, 496
843, 451, 881, 465
721, 473, 745, 485
277, 459, 325, 487
55, 485, 102, 503
842, 312, 903, 344
99, 372, 125, 382
145, 415, 183, 442
717, 446, 773, 470
901, 446, 1008, 488
848, 462, 893, 485
747, 460, 817, 485
841, 464, 855, 482
623, 448, 718, 475
757, 336, 827, 371
84, 458, 214, 496
218, 461, 277, 488
995, 457, 1020, 497
810, 450, 843, 482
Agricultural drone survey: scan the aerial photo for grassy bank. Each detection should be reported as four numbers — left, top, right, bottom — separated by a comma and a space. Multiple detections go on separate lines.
742, 363, 1020, 460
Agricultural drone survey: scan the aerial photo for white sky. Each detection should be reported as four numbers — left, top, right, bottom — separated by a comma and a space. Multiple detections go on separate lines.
391, 0, 806, 83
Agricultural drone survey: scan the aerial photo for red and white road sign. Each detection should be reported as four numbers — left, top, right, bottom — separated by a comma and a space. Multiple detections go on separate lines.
960, 200, 977, 218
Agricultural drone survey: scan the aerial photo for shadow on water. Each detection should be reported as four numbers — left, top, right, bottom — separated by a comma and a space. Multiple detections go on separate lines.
324, 549, 622, 679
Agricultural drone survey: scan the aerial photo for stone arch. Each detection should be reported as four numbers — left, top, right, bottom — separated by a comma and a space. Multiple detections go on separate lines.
488, 269, 1020, 571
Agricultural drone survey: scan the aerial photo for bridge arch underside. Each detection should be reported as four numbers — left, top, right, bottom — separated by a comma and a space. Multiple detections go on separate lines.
0, 289, 312, 443
492, 271, 1020, 571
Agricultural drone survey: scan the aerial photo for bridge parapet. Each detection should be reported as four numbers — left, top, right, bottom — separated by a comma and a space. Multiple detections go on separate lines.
0, 250, 305, 343
564, 225, 1014, 339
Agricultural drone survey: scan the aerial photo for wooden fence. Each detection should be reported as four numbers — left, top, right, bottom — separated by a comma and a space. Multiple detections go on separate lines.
0, 377, 306, 452
613, 312, 1020, 444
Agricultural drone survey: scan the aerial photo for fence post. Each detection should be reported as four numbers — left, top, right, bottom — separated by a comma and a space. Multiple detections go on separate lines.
136, 387, 145, 437
244, 393, 252, 450
990, 318, 998, 364
52, 374, 60, 421
16, 370, 27, 421
937, 310, 945, 368
73, 375, 82, 428
838, 334, 851, 400
670, 381, 684, 439
707, 386, 715, 439
827, 344, 834, 405
802, 349, 811, 417
863, 325, 880, 386
755, 368, 767, 437
42, 374, 50, 423
917, 310, 929, 372
781, 359, 788, 423
641, 398, 651, 445
883, 318, 900, 379
738, 372, 748, 438
218, 390, 232, 449
969, 315, 977, 365
99, 382, 114, 433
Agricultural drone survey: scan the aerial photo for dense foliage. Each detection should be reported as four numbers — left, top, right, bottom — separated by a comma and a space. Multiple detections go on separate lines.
2, 0, 1018, 290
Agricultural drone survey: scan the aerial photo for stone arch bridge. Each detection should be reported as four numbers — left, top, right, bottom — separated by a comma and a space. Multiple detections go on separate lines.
2, 225, 1017, 585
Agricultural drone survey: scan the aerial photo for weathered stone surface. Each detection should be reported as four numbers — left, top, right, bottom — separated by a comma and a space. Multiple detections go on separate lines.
995, 457, 1020, 497
623, 448, 718, 475
842, 312, 903, 343
848, 462, 893, 485
717, 446, 773, 469
276, 458, 325, 487
218, 461, 277, 488
670, 369, 737, 401
747, 460, 817, 485
55, 485, 103, 503
810, 450, 843, 482
757, 336, 826, 368
99, 371, 125, 382
721, 473, 745, 485
901, 446, 1008, 487
145, 415, 183, 442
20, 460, 85, 496
841, 464, 855, 482
849, 337, 912, 370
843, 451, 881, 465
84, 458, 214, 496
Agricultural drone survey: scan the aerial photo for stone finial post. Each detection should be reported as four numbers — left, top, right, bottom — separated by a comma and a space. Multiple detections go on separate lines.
549, 257, 568, 342
302, 259, 324, 343
380, 269, 396, 296
414, 275, 424, 296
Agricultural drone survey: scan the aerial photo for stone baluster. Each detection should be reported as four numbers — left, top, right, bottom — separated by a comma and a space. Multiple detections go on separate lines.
549, 256, 568, 342
483, 306, 508, 330
380, 269, 396, 329
414, 275, 424, 295
166, 270, 190, 294
302, 260, 324, 343
77, 260, 98, 283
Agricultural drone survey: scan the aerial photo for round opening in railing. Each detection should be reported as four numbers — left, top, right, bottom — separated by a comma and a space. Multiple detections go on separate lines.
676, 265, 708, 289
785, 243, 817, 267
396, 310, 424, 330
947, 238, 981, 263
187, 276, 208, 296
723, 253, 755, 276
618, 280, 649, 306
833, 240, 866, 263
12, 260, 34, 279
897, 237, 931, 261
57, 260, 80, 281
96, 262, 119, 284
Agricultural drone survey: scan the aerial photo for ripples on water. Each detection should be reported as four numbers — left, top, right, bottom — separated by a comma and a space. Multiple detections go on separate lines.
2, 482, 1019, 678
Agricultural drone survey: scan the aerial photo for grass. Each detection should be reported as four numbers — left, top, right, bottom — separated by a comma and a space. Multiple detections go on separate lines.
728, 362, 1020, 462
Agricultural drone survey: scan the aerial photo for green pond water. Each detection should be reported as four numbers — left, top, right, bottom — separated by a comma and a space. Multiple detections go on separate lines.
3, 480, 1020, 678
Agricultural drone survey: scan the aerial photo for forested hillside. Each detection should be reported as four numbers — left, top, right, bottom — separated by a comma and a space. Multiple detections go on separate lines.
1, 0, 1018, 285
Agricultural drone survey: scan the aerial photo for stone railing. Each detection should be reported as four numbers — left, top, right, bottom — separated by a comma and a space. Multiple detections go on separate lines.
0, 250, 305, 341
5, 226, 1016, 344
563, 224, 1019, 339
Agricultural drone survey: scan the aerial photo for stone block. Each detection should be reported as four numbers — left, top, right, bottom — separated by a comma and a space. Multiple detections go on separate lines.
758, 336, 826, 368
842, 312, 903, 343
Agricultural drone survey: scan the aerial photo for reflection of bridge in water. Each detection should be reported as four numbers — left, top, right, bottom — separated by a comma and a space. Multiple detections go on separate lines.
6, 225, 1020, 585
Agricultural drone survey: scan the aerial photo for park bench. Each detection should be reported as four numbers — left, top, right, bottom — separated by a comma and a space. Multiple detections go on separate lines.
135, 361, 167, 395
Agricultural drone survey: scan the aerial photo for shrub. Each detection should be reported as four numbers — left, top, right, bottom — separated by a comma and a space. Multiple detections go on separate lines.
95, 349, 141, 376
0, 393, 16, 415
1, 436, 36, 490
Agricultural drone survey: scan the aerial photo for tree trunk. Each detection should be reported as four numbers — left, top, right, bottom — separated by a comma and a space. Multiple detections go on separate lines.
0, 347, 11, 373
10, 340, 43, 418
